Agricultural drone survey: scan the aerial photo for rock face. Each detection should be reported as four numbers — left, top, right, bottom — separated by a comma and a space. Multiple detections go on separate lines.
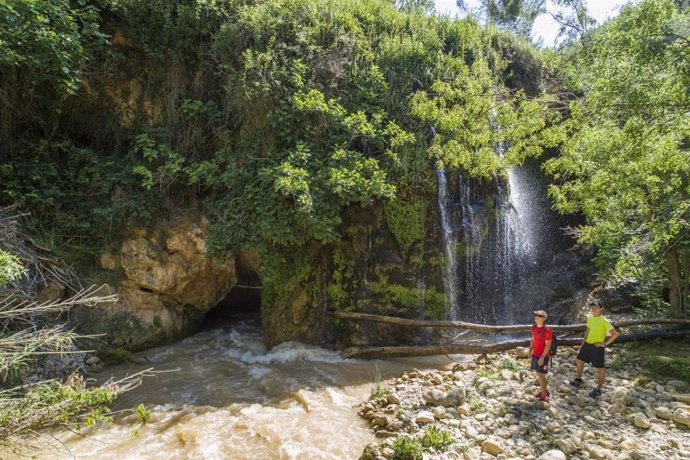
73, 216, 236, 349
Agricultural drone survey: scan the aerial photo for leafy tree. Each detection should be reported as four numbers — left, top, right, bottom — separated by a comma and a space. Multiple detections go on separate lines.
0, 0, 106, 156
545, 0, 690, 314
457, 0, 546, 38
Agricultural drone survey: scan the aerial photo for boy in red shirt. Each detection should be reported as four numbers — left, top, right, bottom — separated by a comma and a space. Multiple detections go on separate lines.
529, 309, 553, 402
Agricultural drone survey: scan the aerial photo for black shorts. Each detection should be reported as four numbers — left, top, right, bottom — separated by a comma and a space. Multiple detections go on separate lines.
531, 356, 550, 374
576, 342, 605, 368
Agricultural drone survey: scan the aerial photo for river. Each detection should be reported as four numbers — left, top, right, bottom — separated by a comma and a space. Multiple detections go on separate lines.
20, 319, 464, 459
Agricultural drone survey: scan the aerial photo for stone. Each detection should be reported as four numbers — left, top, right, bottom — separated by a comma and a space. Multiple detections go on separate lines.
85, 356, 101, 365
672, 407, 690, 428
463, 446, 483, 460
655, 406, 672, 420
672, 393, 690, 404
619, 437, 641, 450
588, 445, 612, 460
515, 347, 530, 359
386, 393, 401, 405
537, 450, 566, 460
633, 413, 651, 429
415, 411, 435, 424
481, 437, 503, 456
555, 438, 578, 454
458, 403, 472, 416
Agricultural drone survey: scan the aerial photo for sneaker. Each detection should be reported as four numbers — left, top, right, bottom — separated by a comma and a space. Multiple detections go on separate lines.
538, 391, 549, 402
569, 378, 584, 388
589, 388, 602, 398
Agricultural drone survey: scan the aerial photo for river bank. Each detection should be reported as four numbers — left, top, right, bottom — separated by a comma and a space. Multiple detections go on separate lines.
358, 346, 690, 460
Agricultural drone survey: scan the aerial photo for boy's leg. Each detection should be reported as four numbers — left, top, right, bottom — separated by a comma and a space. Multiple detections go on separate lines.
536, 372, 547, 395
575, 358, 585, 379
597, 367, 606, 389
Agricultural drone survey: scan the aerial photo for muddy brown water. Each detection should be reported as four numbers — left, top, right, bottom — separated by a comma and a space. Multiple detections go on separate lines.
18, 320, 465, 459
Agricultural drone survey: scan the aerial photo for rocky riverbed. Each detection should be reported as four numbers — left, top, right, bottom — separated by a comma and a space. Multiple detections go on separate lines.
359, 347, 690, 460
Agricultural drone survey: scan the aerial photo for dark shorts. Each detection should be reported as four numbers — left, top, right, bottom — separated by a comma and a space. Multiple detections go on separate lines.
531, 356, 550, 374
576, 342, 605, 368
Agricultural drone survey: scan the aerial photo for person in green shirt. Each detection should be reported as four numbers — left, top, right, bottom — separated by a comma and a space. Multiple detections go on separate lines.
569, 299, 619, 398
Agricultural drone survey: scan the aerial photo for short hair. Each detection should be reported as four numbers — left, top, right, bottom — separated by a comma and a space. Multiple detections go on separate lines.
588, 299, 602, 307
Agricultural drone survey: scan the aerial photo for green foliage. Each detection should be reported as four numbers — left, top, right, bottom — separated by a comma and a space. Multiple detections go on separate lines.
135, 403, 151, 424
0, 374, 116, 444
497, 356, 520, 372
384, 199, 427, 255
390, 436, 424, 460
544, 0, 690, 314
626, 339, 690, 384
0, 250, 24, 286
367, 282, 446, 319
0, 0, 106, 154
421, 425, 454, 451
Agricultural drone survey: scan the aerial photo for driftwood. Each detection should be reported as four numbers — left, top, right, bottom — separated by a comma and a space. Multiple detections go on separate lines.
329, 311, 690, 333
342, 330, 690, 359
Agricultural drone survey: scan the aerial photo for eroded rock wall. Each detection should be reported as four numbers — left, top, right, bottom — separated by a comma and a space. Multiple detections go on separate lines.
73, 216, 236, 349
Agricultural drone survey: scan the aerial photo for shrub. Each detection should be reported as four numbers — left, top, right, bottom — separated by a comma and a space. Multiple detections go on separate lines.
391, 436, 424, 460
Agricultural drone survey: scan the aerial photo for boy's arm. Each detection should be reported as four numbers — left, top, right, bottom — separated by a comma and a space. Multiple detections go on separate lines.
605, 328, 619, 346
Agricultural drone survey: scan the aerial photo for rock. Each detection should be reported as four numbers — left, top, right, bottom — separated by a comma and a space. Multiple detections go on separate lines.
633, 413, 651, 429
415, 411, 435, 424
423, 389, 447, 405
370, 412, 388, 426
463, 446, 483, 460
619, 437, 641, 450
458, 403, 472, 416
111, 337, 125, 347
481, 437, 503, 456
537, 450, 566, 460
555, 438, 578, 454
515, 347, 530, 359
672, 393, 690, 404
432, 406, 447, 419
655, 406, 672, 420
85, 356, 101, 365
588, 445, 612, 460
386, 393, 401, 405
672, 407, 690, 428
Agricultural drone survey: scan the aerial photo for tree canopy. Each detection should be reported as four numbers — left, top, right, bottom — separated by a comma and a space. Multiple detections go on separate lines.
545, 0, 690, 313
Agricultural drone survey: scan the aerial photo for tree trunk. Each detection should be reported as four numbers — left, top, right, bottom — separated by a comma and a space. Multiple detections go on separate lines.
329, 310, 690, 331
342, 330, 690, 359
666, 247, 688, 315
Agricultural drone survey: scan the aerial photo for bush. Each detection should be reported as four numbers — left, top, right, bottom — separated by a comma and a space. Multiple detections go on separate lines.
421, 425, 453, 451
391, 436, 424, 460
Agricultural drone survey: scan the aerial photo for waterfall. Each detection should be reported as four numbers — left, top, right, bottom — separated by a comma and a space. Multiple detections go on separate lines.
437, 165, 544, 324
436, 168, 459, 320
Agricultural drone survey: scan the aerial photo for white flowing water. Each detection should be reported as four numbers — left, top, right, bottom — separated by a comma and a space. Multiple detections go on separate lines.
436, 165, 545, 324
13, 320, 462, 460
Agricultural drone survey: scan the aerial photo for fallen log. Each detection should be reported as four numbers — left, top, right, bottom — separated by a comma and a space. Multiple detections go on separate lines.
329, 311, 690, 333
341, 330, 690, 359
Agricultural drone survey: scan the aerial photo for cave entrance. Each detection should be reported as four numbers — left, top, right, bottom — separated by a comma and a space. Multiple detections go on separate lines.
201, 263, 262, 329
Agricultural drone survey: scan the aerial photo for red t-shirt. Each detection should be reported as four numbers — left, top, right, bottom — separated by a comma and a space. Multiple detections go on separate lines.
531, 325, 553, 357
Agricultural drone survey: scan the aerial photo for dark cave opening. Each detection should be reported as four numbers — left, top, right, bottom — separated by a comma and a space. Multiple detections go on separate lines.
201, 267, 262, 329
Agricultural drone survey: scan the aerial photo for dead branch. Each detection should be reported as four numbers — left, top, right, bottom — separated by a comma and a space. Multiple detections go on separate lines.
342, 330, 690, 359
329, 311, 690, 332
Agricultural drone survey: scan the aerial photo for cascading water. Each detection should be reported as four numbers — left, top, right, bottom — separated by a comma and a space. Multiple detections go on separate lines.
437, 161, 548, 324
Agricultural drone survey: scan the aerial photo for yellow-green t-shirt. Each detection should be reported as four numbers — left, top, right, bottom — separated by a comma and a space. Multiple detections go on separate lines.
586, 315, 613, 344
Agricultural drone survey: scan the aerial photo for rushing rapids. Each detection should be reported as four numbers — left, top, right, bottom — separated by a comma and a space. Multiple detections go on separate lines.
16, 320, 460, 459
